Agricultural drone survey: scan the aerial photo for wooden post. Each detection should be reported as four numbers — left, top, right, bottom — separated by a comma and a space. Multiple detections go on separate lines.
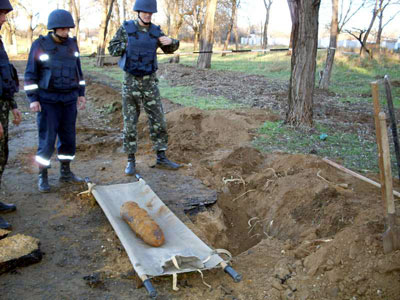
371, 81, 386, 211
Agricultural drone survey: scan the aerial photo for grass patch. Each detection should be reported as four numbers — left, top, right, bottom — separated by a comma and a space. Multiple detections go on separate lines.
158, 78, 244, 110
81, 58, 241, 110
81, 58, 124, 82
254, 120, 379, 172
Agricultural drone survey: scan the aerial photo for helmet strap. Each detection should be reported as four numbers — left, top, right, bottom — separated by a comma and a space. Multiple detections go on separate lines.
138, 12, 151, 26
53, 31, 68, 42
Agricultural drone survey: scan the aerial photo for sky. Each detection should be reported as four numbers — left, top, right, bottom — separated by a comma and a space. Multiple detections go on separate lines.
12, 0, 400, 39
238, 0, 400, 38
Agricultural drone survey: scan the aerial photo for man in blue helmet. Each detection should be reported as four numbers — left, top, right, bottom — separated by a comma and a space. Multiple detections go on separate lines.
0, 0, 22, 229
24, 9, 86, 193
108, 0, 181, 176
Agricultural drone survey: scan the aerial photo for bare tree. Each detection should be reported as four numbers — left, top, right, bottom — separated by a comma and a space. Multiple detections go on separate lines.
121, 0, 127, 21
164, 0, 194, 39
338, 0, 367, 32
221, 0, 239, 56
15, 0, 38, 46
319, 0, 338, 89
2, 0, 19, 55
376, 0, 400, 46
184, 0, 206, 51
262, 0, 272, 49
319, 0, 367, 89
96, 0, 115, 67
360, 0, 380, 57
286, 0, 321, 127
69, 0, 81, 46
345, 27, 372, 56
197, 0, 219, 69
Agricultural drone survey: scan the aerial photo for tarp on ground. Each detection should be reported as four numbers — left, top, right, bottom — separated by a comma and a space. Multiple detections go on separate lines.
91, 179, 224, 278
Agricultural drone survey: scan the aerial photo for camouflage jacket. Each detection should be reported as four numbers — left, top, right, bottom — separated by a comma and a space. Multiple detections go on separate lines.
108, 20, 179, 57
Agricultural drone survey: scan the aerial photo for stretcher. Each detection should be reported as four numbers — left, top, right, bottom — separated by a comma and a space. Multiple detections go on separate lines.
84, 176, 241, 298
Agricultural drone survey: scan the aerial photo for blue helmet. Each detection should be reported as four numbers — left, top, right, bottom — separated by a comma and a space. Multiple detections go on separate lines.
0, 0, 13, 13
47, 9, 75, 30
133, 0, 157, 13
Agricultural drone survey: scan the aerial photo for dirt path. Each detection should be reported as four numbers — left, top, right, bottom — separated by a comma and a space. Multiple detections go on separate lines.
1, 61, 400, 300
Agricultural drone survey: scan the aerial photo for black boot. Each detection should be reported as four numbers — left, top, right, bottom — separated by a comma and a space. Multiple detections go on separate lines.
125, 154, 136, 176
0, 201, 16, 213
156, 151, 181, 170
0, 216, 11, 230
38, 167, 51, 193
60, 161, 83, 183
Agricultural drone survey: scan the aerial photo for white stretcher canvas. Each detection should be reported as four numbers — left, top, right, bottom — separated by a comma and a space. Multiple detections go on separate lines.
91, 179, 224, 278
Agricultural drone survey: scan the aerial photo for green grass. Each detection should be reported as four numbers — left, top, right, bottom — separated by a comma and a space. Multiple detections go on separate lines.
159, 51, 292, 81
158, 79, 244, 110
81, 58, 124, 82
316, 52, 400, 106
81, 57, 241, 110
254, 120, 380, 172
81, 50, 400, 174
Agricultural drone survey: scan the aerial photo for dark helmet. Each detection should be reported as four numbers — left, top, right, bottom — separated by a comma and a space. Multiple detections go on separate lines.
0, 0, 13, 13
133, 0, 157, 13
47, 9, 75, 30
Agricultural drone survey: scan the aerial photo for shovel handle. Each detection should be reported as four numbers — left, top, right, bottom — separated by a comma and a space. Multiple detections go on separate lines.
379, 112, 396, 215
384, 75, 400, 180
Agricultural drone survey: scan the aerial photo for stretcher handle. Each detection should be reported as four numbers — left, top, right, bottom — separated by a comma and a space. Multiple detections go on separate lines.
143, 279, 157, 298
223, 265, 242, 283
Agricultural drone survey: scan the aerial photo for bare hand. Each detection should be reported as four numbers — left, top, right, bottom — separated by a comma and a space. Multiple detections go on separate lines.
12, 108, 22, 126
30, 101, 41, 112
77, 96, 86, 110
159, 36, 172, 46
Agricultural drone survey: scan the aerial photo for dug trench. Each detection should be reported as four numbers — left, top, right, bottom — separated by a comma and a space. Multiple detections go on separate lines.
1, 61, 400, 300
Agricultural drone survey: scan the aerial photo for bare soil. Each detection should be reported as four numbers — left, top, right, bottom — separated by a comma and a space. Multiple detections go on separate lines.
0, 60, 399, 300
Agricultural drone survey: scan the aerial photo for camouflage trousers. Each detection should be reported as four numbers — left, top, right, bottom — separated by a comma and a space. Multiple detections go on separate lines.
0, 100, 10, 186
122, 72, 168, 154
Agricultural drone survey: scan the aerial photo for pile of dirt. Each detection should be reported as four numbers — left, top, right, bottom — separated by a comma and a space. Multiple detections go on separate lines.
4, 60, 400, 299
80, 79, 400, 299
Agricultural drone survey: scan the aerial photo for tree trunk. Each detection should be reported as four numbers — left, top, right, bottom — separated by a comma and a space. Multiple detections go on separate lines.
96, 0, 115, 67
262, 0, 272, 49
122, 0, 126, 21
194, 28, 200, 51
287, 0, 298, 55
222, 0, 237, 56
114, 0, 121, 28
170, 1, 181, 39
233, 5, 239, 50
285, 0, 321, 127
376, 9, 383, 48
27, 14, 33, 46
319, 0, 338, 89
70, 0, 80, 47
361, 0, 378, 58
197, 0, 218, 69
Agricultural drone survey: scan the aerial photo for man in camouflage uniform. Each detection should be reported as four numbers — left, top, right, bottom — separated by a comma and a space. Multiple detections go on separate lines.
108, 0, 181, 176
0, 0, 22, 229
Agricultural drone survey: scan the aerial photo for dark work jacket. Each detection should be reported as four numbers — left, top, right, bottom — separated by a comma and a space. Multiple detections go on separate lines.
0, 39, 19, 103
119, 20, 162, 76
24, 33, 85, 104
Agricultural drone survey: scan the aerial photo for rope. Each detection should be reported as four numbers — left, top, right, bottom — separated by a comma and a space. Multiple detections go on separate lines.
78, 182, 96, 196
